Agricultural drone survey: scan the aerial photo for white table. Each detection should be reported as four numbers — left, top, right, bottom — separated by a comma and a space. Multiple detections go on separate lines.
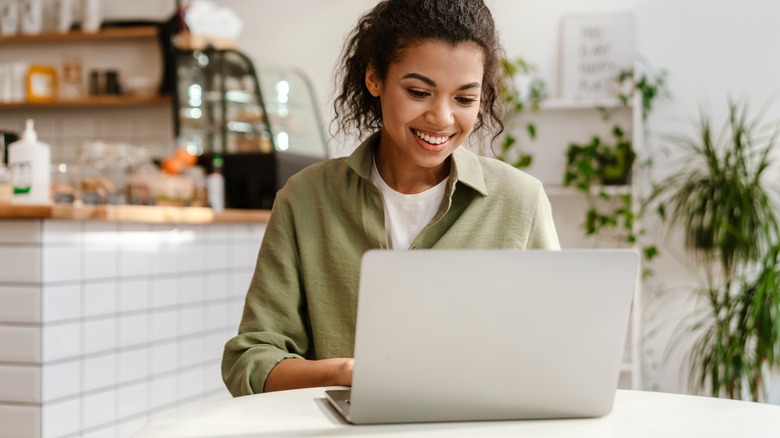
136, 387, 780, 437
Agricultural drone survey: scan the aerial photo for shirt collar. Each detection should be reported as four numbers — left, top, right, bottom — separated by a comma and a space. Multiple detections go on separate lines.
346, 131, 488, 197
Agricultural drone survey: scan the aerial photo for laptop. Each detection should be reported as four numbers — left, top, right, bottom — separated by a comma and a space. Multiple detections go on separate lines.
325, 249, 639, 424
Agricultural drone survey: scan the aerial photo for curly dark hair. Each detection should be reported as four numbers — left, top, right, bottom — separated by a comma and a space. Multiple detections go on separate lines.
333, 0, 505, 144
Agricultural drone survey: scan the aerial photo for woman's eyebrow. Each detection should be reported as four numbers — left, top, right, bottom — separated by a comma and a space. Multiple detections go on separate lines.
402, 73, 481, 90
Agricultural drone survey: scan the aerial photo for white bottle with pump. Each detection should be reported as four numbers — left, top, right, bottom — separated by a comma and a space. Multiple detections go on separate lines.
8, 119, 51, 205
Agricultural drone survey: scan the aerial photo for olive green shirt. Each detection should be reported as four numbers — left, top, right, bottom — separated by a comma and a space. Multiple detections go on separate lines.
222, 132, 560, 396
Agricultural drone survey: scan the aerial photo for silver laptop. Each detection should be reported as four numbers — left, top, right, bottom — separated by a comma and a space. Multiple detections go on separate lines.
325, 249, 639, 424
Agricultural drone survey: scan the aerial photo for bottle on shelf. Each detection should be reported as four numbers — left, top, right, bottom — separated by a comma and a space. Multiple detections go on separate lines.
8, 118, 51, 205
207, 154, 225, 212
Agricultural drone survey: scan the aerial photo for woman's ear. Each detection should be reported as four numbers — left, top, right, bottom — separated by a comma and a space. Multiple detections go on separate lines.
365, 65, 381, 97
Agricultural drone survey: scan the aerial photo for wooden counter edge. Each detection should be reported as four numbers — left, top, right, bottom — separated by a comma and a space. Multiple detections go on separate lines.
0, 204, 271, 224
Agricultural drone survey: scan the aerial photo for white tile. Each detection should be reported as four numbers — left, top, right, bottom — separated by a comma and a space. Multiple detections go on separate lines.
82, 353, 117, 393
80, 424, 116, 438
226, 299, 244, 330
150, 244, 177, 275
118, 245, 152, 278
205, 272, 230, 300
42, 322, 80, 362
0, 326, 40, 362
118, 348, 148, 384
148, 374, 177, 409
119, 313, 149, 348
0, 365, 39, 403
149, 343, 176, 376
177, 366, 205, 400
203, 332, 227, 362
0, 221, 41, 244
83, 221, 118, 245
118, 278, 149, 313
119, 222, 150, 234
230, 270, 253, 298
176, 242, 206, 274
97, 113, 135, 138
60, 111, 98, 139
178, 274, 205, 305
149, 277, 177, 309
83, 245, 118, 281
42, 220, 81, 245
205, 242, 230, 271
178, 306, 204, 338
42, 284, 80, 322
150, 309, 177, 343
117, 416, 149, 438
83, 281, 117, 318
0, 286, 41, 323
117, 381, 148, 420
82, 389, 116, 430
177, 337, 205, 369
41, 360, 80, 402
41, 246, 81, 283
83, 318, 117, 355
206, 224, 231, 241
204, 302, 229, 332
0, 247, 41, 284
0, 404, 40, 437
41, 397, 80, 438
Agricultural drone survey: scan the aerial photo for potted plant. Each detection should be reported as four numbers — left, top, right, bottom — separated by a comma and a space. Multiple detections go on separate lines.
494, 57, 547, 169
562, 67, 667, 261
651, 100, 780, 400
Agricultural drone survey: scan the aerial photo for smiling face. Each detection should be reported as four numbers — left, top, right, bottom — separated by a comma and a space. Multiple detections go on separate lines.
365, 40, 485, 193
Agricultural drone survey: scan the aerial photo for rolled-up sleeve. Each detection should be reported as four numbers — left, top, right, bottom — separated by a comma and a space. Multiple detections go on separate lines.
221, 191, 309, 396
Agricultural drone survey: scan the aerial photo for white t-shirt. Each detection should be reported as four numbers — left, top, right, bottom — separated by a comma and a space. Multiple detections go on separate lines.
370, 159, 448, 250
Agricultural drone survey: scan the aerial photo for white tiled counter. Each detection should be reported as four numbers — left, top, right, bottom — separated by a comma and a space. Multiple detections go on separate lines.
0, 211, 267, 438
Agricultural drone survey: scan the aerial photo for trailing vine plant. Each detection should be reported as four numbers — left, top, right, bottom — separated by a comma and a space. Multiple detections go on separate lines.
494, 57, 548, 169
563, 66, 669, 270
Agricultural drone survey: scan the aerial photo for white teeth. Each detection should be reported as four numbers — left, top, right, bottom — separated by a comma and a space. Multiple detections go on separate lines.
415, 130, 449, 145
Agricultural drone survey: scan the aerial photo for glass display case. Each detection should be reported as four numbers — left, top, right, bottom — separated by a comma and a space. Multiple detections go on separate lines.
173, 48, 327, 209
175, 48, 274, 155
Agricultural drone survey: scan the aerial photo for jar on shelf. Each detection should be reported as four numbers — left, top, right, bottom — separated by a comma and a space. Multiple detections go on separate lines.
78, 141, 111, 204
126, 146, 158, 205
51, 161, 80, 203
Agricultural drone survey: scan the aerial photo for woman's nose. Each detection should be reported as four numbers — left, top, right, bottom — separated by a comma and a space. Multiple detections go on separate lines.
424, 97, 454, 127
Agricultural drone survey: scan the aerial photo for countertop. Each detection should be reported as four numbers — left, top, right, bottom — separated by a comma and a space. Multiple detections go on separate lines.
0, 204, 271, 224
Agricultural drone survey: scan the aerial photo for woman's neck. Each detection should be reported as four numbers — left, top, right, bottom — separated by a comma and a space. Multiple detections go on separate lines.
374, 146, 450, 194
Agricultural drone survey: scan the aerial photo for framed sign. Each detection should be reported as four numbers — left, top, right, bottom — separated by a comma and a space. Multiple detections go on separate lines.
559, 13, 635, 100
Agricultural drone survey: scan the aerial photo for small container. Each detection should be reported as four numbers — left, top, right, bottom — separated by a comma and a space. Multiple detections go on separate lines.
26, 65, 57, 102
105, 70, 121, 95
60, 60, 83, 99
88, 70, 102, 95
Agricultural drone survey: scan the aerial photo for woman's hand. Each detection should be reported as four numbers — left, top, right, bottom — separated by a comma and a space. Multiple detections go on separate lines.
264, 357, 354, 392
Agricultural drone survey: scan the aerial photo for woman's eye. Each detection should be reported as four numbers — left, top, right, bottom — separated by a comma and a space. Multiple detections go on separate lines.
456, 96, 478, 105
406, 89, 430, 99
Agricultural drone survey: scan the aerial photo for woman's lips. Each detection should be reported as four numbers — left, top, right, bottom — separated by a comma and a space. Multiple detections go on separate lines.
412, 128, 454, 151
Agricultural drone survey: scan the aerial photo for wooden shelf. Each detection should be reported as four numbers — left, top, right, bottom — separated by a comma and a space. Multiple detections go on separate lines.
0, 26, 159, 44
0, 95, 172, 109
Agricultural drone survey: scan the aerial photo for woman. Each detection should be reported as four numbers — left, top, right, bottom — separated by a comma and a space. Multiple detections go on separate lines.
222, 0, 560, 396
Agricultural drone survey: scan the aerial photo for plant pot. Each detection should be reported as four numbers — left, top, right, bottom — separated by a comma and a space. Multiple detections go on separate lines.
599, 148, 634, 185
